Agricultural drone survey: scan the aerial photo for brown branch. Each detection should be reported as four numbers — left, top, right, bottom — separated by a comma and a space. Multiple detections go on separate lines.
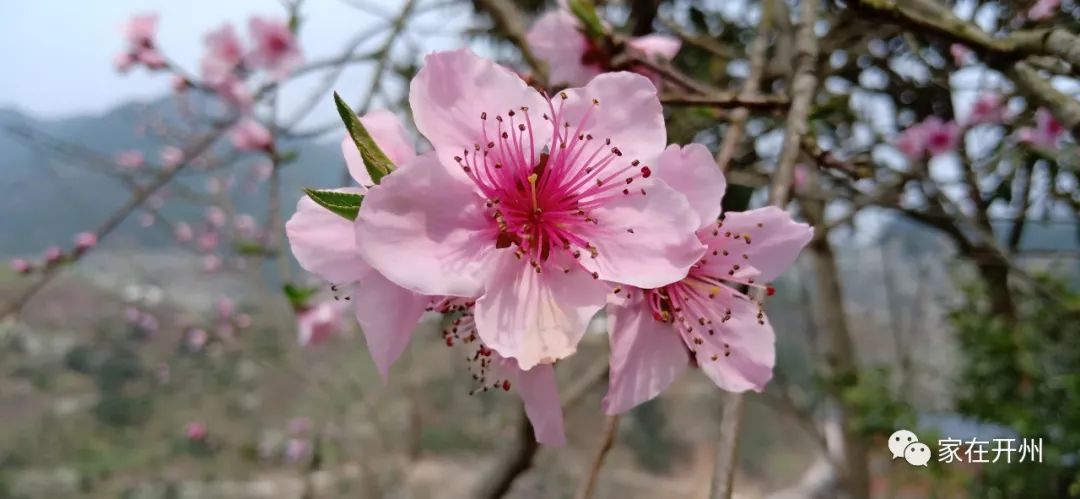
574, 415, 620, 499
660, 93, 790, 110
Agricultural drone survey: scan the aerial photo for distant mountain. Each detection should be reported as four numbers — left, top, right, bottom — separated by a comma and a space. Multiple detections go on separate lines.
0, 96, 345, 256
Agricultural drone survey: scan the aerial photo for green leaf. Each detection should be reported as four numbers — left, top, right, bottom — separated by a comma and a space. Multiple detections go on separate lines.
567, 0, 606, 42
283, 283, 318, 311
233, 241, 275, 257
333, 92, 394, 184
303, 188, 363, 221
277, 150, 300, 165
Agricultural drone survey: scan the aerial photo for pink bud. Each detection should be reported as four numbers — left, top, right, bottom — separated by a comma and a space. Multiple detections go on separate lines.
196, 231, 219, 252
206, 207, 227, 228
73, 232, 97, 252
187, 328, 209, 351
216, 297, 235, 320
174, 222, 194, 243
117, 150, 145, 170
235, 313, 253, 329
139, 213, 156, 228
234, 214, 257, 238
160, 146, 184, 169
230, 119, 273, 152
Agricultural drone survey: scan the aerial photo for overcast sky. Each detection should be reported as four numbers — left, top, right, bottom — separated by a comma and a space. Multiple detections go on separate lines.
0, 0, 468, 122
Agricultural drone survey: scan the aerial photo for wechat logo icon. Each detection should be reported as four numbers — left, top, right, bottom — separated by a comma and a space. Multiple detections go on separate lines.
889, 429, 929, 467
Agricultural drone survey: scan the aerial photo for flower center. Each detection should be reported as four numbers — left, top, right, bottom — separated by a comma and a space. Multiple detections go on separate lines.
453, 92, 653, 273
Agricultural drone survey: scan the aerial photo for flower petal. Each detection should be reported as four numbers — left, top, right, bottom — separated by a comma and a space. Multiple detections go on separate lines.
475, 252, 607, 370
525, 10, 598, 87
578, 181, 705, 289
354, 153, 495, 297
690, 293, 775, 392
285, 187, 372, 284
409, 49, 550, 169
559, 72, 666, 166
627, 34, 681, 61
494, 356, 566, 446
698, 206, 813, 283
654, 143, 727, 229
342, 109, 416, 187
603, 292, 689, 414
353, 270, 432, 382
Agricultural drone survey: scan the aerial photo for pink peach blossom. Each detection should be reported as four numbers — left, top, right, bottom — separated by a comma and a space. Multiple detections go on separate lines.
187, 328, 209, 351
235, 313, 253, 329
354, 50, 703, 370
117, 150, 145, 170
124, 306, 143, 324
285, 106, 567, 444
212, 75, 253, 111
603, 148, 813, 413
250, 162, 273, 183
160, 146, 184, 169
247, 17, 303, 79
135, 48, 166, 70
138, 213, 155, 228
201, 24, 245, 86
967, 93, 1005, 126
197, 231, 219, 252
138, 313, 159, 332
922, 117, 960, 156
9, 258, 31, 274
123, 14, 158, 49
216, 297, 235, 320
73, 232, 97, 252
234, 214, 257, 238
1018, 108, 1064, 148
526, 10, 680, 87
114, 53, 136, 73
950, 43, 972, 65
284, 438, 309, 463
230, 119, 273, 151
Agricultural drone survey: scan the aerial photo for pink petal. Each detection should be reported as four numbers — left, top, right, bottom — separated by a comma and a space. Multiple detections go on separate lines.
603, 292, 689, 414
512, 361, 566, 446
409, 49, 550, 170
354, 153, 495, 297
352, 271, 431, 381
654, 143, 727, 229
525, 10, 598, 87
698, 206, 813, 283
285, 187, 373, 284
342, 109, 416, 187
577, 181, 705, 289
474, 252, 607, 370
692, 294, 775, 392
558, 72, 666, 167
627, 34, 681, 61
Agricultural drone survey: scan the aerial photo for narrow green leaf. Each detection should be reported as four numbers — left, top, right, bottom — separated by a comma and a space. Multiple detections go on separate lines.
568, 0, 606, 42
333, 92, 394, 184
303, 188, 363, 221
283, 283, 318, 311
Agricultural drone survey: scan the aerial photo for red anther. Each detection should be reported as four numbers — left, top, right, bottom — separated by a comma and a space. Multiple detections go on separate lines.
502, 380, 511, 391
445, 337, 454, 347
766, 285, 776, 296
640, 166, 651, 178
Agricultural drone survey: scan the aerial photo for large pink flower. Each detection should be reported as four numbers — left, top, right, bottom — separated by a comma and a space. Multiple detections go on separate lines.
355, 50, 704, 370
602, 148, 812, 414
247, 17, 303, 79
526, 9, 680, 87
285, 109, 566, 444
201, 24, 245, 86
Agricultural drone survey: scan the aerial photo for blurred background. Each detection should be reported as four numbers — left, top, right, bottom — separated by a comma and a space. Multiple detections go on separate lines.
1, 0, 1078, 498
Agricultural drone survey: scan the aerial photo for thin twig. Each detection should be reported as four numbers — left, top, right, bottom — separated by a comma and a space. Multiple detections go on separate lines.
574, 415, 620, 499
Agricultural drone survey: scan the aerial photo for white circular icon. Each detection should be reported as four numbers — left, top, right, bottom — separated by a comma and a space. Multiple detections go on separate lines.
888, 429, 919, 459
903, 442, 931, 466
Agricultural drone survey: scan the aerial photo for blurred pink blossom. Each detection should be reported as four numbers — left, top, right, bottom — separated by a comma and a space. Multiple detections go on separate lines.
250, 162, 273, 183
44, 246, 63, 264
1018, 108, 1064, 148
123, 14, 158, 48
138, 313, 160, 332
296, 301, 346, 347
201, 254, 223, 273
288, 417, 311, 436
206, 207, 227, 228
201, 24, 245, 85
234, 214, 257, 238
922, 117, 960, 156
117, 150, 145, 170
197, 231, 219, 252
160, 146, 184, 169
205, 176, 224, 195
526, 9, 680, 87
949, 44, 973, 65
185, 421, 208, 441
73, 232, 97, 252
171, 75, 190, 93
235, 313, 253, 329
216, 297, 235, 320
247, 17, 303, 79
139, 213, 156, 228
1028, 0, 1061, 20
284, 438, 309, 463
186, 328, 209, 351
174, 222, 194, 243
114, 53, 136, 73
9, 258, 31, 274
967, 93, 1005, 126
212, 75, 253, 111
230, 119, 273, 151
124, 306, 143, 324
